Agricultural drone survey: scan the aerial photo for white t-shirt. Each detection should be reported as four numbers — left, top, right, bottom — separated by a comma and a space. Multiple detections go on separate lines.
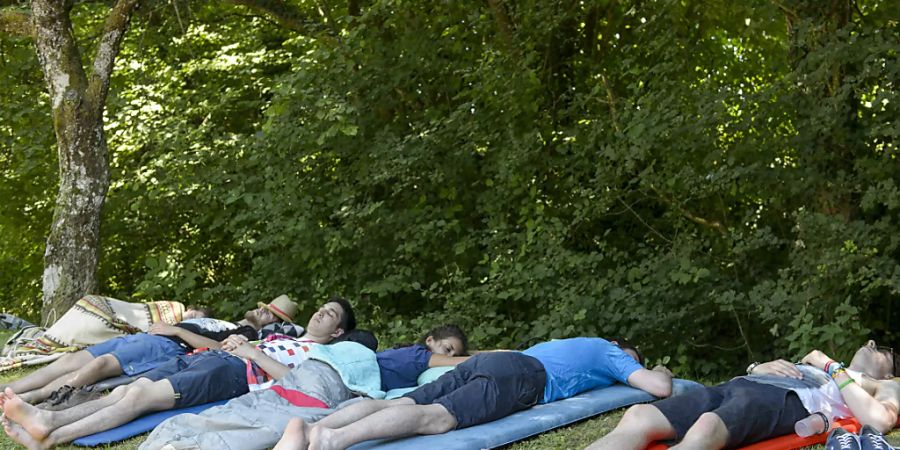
743, 364, 853, 419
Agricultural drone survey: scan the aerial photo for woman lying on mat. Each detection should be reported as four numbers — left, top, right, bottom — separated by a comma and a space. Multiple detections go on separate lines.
588, 340, 899, 450
137, 324, 471, 450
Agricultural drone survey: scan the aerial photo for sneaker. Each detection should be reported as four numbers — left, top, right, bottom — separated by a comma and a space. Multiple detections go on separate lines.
42, 386, 104, 411
35, 385, 75, 410
859, 424, 896, 450
827, 427, 862, 450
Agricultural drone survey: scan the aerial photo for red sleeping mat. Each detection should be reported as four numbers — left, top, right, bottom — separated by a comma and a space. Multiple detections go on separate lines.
646, 417, 900, 450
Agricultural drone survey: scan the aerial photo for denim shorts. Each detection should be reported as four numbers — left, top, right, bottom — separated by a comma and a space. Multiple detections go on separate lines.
139, 350, 248, 408
652, 378, 809, 448
404, 352, 547, 429
86, 334, 186, 376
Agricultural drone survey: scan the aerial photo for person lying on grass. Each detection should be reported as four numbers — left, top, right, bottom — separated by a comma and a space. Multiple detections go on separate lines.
587, 340, 900, 450
2, 295, 300, 405
0, 297, 354, 450
272, 336, 672, 450
138, 324, 472, 450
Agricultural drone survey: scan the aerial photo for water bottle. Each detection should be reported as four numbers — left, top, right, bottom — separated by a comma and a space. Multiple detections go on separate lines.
794, 412, 832, 437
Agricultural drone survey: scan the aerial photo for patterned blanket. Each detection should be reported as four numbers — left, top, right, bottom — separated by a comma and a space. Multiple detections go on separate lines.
0, 296, 185, 372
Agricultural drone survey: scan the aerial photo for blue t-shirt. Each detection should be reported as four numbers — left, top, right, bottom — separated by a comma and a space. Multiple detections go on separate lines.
376, 344, 433, 391
522, 337, 643, 403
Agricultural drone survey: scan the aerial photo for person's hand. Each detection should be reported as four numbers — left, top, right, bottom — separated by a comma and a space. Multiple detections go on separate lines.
751, 359, 803, 379
148, 323, 180, 336
652, 365, 674, 377
220, 334, 249, 350
222, 335, 258, 359
800, 350, 832, 371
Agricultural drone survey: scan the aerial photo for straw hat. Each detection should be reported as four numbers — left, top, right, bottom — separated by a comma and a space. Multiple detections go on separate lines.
257, 295, 299, 323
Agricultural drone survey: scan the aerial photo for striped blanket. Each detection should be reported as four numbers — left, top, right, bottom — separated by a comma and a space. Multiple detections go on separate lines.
0, 296, 184, 372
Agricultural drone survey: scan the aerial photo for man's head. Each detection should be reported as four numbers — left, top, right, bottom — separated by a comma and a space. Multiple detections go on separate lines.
305, 296, 356, 342
611, 337, 645, 366
849, 340, 896, 380
244, 295, 300, 329
183, 305, 212, 320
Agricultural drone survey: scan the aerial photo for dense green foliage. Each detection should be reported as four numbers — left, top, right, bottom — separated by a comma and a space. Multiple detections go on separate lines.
1, 0, 898, 376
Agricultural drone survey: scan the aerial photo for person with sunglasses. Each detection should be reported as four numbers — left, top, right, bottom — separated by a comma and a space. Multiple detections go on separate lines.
588, 340, 899, 450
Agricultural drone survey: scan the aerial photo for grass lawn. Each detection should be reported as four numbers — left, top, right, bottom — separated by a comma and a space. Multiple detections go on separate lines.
0, 330, 895, 449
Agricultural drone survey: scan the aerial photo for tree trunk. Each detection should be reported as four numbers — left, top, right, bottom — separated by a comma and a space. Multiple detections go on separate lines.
30, 0, 137, 323
786, 0, 859, 221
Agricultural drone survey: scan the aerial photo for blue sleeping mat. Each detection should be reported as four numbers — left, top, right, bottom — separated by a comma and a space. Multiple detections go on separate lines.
72, 400, 228, 446
350, 378, 703, 450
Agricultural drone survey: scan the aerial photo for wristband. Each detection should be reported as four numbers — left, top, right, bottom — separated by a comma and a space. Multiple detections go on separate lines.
831, 367, 847, 379
838, 378, 855, 390
746, 362, 760, 375
824, 360, 835, 374
827, 362, 844, 378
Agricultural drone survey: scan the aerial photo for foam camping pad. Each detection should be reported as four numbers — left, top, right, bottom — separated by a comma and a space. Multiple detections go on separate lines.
72, 400, 228, 446
646, 416, 900, 450
350, 378, 703, 450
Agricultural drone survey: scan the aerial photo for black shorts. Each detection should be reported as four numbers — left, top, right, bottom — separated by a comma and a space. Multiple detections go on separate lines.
139, 350, 248, 408
404, 352, 546, 429
653, 378, 809, 449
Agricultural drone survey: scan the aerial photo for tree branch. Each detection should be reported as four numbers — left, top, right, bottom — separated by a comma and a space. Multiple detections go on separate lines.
770, 0, 798, 21
618, 197, 673, 244
85, 0, 138, 114
650, 186, 728, 236
31, 0, 89, 110
484, 0, 516, 53
0, 7, 33, 37
313, 0, 339, 36
225, 0, 327, 35
600, 73, 620, 133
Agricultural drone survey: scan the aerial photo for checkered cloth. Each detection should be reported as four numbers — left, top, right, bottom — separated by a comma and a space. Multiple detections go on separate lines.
246, 335, 315, 390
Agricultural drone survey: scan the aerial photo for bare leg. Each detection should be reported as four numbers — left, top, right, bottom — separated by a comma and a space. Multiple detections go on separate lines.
5, 351, 95, 401
273, 418, 310, 450
308, 402, 457, 450
670, 412, 728, 450
20, 354, 122, 404
2, 416, 46, 450
1, 382, 134, 441
4, 378, 177, 447
586, 404, 677, 450
316, 398, 412, 429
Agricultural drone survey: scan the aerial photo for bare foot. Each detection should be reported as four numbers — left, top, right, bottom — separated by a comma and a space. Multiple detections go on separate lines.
3, 388, 52, 441
2, 417, 49, 450
274, 418, 310, 450
307, 425, 341, 450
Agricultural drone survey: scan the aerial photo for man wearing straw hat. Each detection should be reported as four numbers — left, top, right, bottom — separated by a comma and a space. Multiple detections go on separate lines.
3, 295, 300, 405
0, 296, 358, 450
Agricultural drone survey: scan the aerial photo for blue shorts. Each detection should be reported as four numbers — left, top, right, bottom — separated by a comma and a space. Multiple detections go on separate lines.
404, 352, 546, 429
86, 334, 186, 376
139, 350, 248, 408
652, 378, 809, 449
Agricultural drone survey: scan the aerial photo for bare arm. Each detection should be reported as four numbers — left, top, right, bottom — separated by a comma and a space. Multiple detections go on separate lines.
801, 349, 899, 432
428, 354, 470, 368
222, 335, 291, 381
148, 323, 222, 350
836, 373, 899, 432
626, 367, 672, 398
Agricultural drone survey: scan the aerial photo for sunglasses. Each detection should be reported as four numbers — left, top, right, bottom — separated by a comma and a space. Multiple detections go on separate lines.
876, 345, 898, 374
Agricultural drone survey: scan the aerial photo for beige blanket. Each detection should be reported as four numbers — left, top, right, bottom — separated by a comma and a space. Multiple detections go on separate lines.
0, 296, 185, 372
